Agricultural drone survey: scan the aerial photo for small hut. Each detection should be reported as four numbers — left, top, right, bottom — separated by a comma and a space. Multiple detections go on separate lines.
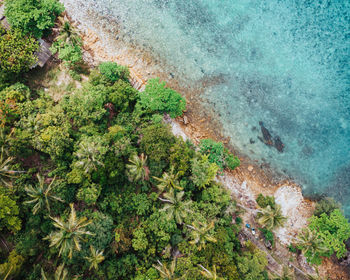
31, 39, 53, 68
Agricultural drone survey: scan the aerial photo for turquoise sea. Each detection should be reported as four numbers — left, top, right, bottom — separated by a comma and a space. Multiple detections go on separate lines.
62, 0, 350, 215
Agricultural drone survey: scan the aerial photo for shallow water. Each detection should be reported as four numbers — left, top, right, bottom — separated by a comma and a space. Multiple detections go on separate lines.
61, 0, 350, 215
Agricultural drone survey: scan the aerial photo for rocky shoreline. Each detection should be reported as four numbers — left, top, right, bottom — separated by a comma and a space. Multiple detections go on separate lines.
59, 5, 348, 279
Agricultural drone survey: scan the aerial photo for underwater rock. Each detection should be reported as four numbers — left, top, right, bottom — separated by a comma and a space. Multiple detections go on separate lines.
274, 136, 284, 153
258, 122, 284, 153
258, 121, 273, 146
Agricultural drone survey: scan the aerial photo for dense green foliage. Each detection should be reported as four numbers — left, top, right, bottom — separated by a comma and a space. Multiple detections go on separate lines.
308, 209, 350, 259
1, 6, 349, 279
0, 57, 271, 278
50, 19, 83, 78
5, 0, 64, 38
0, 27, 38, 85
199, 138, 240, 171
138, 78, 186, 118
99, 62, 130, 82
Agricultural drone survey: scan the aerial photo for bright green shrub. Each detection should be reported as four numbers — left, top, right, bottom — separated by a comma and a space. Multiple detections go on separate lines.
76, 184, 101, 205
132, 228, 148, 251
139, 78, 186, 118
190, 154, 219, 188
0, 190, 21, 232
308, 209, 350, 259
5, 0, 64, 38
99, 62, 129, 82
51, 41, 82, 70
199, 139, 239, 171
0, 26, 38, 80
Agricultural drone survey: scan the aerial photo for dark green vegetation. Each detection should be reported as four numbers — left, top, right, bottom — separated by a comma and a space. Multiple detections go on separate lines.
1, 1, 349, 279
0, 26, 38, 88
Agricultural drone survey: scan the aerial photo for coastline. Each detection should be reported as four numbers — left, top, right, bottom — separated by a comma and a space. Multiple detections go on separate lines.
60, 7, 348, 279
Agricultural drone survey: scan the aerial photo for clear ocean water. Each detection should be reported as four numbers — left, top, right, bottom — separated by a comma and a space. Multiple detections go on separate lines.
62, 0, 350, 215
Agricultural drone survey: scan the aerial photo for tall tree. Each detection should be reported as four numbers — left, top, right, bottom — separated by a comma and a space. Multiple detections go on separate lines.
296, 228, 329, 265
41, 264, 68, 280
73, 139, 105, 174
0, 26, 38, 84
0, 148, 18, 187
159, 189, 192, 224
126, 153, 149, 182
55, 17, 81, 46
24, 174, 64, 215
187, 221, 217, 250
257, 204, 287, 231
85, 245, 105, 271
5, 0, 64, 38
198, 265, 224, 280
153, 167, 182, 193
44, 204, 92, 259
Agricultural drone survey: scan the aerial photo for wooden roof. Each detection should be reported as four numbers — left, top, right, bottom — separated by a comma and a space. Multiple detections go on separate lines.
32, 39, 52, 68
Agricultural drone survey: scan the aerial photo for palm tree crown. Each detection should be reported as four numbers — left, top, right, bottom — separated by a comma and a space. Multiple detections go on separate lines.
297, 228, 329, 263
153, 259, 186, 280
198, 265, 224, 280
55, 17, 81, 46
159, 189, 192, 224
187, 221, 217, 250
74, 141, 104, 174
24, 174, 64, 215
85, 245, 105, 271
41, 264, 68, 280
44, 204, 92, 259
257, 204, 287, 231
0, 147, 21, 187
126, 153, 149, 182
153, 167, 183, 193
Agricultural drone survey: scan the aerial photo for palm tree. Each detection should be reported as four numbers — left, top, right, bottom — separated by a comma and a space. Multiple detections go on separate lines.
153, 259, 186, 280
73, 141, 104, 174
187, 221, 217, 250
24, 174, 64, 215
44, 204, 92, 259
0, 147, 22, 187
159, 190, 192, 224
126, 153, 149, 182
55, 17, 81, 46
257, 204, 287, 231
296, 228, 329, 264
198, 265, 224, 280
41, 264, 68, 280
153, 167, 183, 193
85, 245, 105, 271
